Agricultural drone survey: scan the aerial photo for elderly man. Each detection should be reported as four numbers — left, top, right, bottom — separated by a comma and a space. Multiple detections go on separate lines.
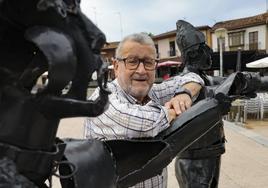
84, 33, 204, 188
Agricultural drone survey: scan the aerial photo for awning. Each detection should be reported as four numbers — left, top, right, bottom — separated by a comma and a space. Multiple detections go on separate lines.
246, 57, 268, 68
157, 61, 182, 68
42, 71, 48, 76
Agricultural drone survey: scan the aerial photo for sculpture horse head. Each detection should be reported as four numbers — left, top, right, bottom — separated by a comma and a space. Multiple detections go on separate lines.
0, 0, 110, 185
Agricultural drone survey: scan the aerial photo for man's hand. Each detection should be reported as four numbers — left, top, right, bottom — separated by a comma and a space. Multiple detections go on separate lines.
165, 82, 201, 119
167, 108, 177, 123
165, 93, 192, 116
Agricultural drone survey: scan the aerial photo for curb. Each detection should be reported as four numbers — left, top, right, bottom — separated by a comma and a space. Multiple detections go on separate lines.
223, 120, 268, 148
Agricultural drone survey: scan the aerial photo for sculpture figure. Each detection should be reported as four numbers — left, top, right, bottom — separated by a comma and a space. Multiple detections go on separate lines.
0, 0, 110, 187
175, 20, 225, 188
0, 1, 267, 188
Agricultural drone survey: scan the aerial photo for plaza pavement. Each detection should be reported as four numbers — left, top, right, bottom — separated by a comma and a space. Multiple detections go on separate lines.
53, 118, 268, 188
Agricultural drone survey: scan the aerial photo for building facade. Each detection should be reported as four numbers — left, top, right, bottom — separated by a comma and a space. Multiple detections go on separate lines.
211, 12, 268, 75
212, 12, 268, 53
101, 41, 119, 63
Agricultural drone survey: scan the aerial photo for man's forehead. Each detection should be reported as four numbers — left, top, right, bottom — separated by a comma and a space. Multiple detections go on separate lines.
121, 40, 156, 56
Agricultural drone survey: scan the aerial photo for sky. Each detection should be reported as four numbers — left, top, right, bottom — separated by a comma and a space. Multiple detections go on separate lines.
80, 0, 267, 42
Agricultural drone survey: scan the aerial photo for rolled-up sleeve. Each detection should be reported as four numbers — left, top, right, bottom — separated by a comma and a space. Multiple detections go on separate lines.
84, 91, 170, 139
173, 72, 204, 86
152, 72, 204, 104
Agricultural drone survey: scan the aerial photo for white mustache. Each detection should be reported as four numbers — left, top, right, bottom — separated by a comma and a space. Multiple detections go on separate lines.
132, 76, 148, 80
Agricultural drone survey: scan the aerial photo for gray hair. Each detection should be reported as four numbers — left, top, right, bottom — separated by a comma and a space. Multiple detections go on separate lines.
115, 32, 156, 58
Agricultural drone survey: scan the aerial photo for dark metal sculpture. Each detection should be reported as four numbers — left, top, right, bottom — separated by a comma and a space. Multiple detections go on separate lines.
174, 20, 268, 188
118, 71, 268, 187
0, 1, 267, 188
0, 0, 110, 187
176, 20, 213, 72
175, 20, 225, 188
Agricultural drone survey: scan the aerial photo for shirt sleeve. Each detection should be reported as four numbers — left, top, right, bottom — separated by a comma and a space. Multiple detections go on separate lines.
152, 72, 204, 105
84, 89, 170, 140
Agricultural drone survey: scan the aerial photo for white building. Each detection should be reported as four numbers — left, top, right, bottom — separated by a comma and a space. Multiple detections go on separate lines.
212, 12, 268, 53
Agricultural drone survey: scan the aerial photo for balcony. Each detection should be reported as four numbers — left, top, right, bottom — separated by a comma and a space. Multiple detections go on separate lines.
213, 42, 263, 52
245, 42, 262, 50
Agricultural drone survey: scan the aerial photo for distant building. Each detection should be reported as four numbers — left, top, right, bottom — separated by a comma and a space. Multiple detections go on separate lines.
101, 41, 119, 63
211, 12, 268, 75
212, 12, 268, 53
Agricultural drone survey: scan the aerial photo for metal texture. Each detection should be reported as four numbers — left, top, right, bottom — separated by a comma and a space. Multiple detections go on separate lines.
0, 0, 110, 186
0, 2, 267, 187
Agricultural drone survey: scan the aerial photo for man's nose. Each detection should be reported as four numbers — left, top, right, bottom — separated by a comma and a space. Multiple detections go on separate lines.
135, 62, 147, 73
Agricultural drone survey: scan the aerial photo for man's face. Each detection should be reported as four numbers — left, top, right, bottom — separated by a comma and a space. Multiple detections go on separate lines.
114, 40, 156, 102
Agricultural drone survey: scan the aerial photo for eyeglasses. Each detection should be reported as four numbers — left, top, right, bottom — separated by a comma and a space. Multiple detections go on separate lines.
117, 57, 158, 71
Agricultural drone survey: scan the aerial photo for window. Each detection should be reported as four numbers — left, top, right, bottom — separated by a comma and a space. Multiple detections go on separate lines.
228, 31, 244, 47
249, 31, 258, 50
169, 41, 176, 56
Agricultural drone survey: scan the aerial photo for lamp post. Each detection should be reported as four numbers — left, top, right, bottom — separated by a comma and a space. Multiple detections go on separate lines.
92, 7, 98, 26
215, 28, 226, 77
115, 12, 123, 39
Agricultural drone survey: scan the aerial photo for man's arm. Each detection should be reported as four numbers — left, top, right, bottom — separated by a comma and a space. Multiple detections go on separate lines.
165, 82, 202, 117
152, 72, 203, 120
152, 72, 204, 104
84, 89, 170, 139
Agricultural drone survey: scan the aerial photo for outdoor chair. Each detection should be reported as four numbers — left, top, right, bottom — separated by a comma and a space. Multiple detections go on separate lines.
243, 95, 261, 122
259, 93, 268, 120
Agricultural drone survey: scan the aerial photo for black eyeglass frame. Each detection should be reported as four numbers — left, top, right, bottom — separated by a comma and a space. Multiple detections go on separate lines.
117, 57, 159, 70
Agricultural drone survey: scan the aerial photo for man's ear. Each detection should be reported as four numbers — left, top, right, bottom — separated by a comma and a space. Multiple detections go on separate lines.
113, 59, 119, 78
